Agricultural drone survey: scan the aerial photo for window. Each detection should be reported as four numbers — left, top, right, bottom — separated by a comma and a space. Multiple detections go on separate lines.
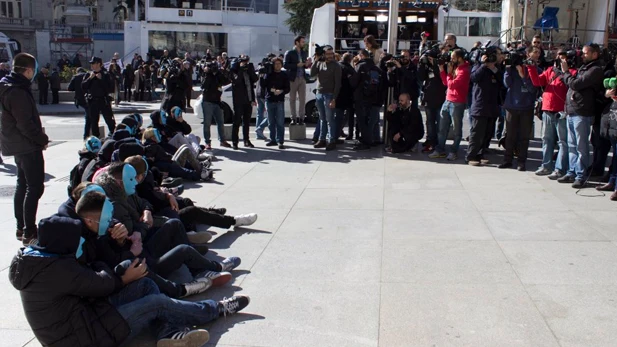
445, 17, 467, 36
0, 0, 21, 18
149, 31, 228, 58
1, 2, 6, 17
468, 17, 501, 37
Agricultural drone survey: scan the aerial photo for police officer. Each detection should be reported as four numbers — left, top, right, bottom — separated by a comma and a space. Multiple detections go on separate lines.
82, 56, 115, 138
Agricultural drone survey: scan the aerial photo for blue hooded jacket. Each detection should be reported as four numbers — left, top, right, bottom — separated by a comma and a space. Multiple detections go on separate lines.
503, 66, 540, 111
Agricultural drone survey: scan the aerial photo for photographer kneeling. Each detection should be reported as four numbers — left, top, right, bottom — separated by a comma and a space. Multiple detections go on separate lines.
310, 45, 342, 151
385, 93, 424, 153
229, 55, 258, 149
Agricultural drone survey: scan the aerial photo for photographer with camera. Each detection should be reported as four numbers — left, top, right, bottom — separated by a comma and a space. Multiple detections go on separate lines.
496, 47, 541, 171
386, 50, 420, 107
82, 56, 116, 138
310, 45, 342, 151
261, 57, 290, 149
200, 61, 232, 150
335, 53, 357, 141
527, 48, 577, 179
229, 55, 258, 149
418, 45, 447, 153
255, 54, 276, 140
428, 49, 470, 161
557, 43, 605, 188
350, 49, 384, 151
161, 59, 189, 114
284, 36, 311, 125
465, 47, 503, 166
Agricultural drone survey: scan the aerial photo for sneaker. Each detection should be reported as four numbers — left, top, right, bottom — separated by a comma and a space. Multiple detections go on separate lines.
206, 206, 227, 215
446, 153, 457, 161
548, 171, 564, 180
266, 141, 277, 146
157, 328, 210, 347
161, 185, 184, 197
22, 233, 38, 247
162, 177, 183, 188
195, 270, 232, 287
572, 179, 584, 189
535, 168, 552, 176
181, 279, 211, 298
200, 169, 214, 182
234, 213, 258, 227
278, 144, 286, 149
290, 119, 297, 125
205, 144, 212, 150
197, 152, 210, 161
480, 158, 490, 165
220, 256, 241, 272
428, 150, 446, 159
16, 229, 23, 241
186, 231, 212, 244
468, 160, 481, 167
557, 175, 576, 184
220, 141, 232, 148
218, 295, 250, 317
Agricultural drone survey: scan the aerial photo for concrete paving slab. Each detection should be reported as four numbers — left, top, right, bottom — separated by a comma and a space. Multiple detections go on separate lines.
294, 188, 384, 210
277, 209, 383, 240
208, 188, 304, 211
0, 271, 32, 331
208, 278, 380, 347
0, 330, 35, 347
484, 211, 609, 241
526, 284, 617, 347
384, 189, 476, 211
381, 240, 519, 285
467, 188, 568, 212
382, 210, 493, 241
499, 241, 617, 285
379, 283, 561, 347
574, 210, 617, 241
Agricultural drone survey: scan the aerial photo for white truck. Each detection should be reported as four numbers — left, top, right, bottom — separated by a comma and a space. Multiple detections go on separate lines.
0, 32, 20, 65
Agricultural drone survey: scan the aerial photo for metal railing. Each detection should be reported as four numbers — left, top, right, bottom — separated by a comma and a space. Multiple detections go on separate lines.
0, 17, 39, 28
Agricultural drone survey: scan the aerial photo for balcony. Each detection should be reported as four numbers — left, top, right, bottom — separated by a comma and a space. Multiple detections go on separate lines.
146, 0, 278, 25
0, 17, 40, 30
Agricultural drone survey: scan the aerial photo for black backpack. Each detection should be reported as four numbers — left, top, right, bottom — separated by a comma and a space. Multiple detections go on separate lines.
363, 65, 382, 97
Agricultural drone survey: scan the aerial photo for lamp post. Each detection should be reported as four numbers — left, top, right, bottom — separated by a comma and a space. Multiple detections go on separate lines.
383, 0, 399, 145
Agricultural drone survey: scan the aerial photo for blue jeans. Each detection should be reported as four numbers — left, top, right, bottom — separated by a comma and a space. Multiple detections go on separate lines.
266, 101, 285, 144
355, 104, 380, 145
437, 100, 466, 154
566, 114, 592, 180
540, 112, 568, 173
109, 277, 160, 307
315, 93, 336, 142
202, 101, 225, 144
115, 278, 220, 343
255, 97, 268, 138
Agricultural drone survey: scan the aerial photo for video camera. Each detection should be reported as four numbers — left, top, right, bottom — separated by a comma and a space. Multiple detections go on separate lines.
556, 49, 580, 69
419, 44, 441, 65
504, 49, 526, 66
258, 55, 275, 75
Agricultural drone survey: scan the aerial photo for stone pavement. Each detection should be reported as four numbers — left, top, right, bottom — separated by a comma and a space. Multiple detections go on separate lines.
37, 101, 162, 116
0, 136, 617, 347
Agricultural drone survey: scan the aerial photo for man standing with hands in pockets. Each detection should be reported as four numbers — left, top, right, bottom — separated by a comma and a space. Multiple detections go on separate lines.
284, 35, 311, 125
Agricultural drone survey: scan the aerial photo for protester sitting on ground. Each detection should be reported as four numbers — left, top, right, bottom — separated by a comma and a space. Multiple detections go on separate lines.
9, 214, 250, 347
385, 93, 424, 153
142, 128, 214, 182
166, 106, 204, 156
125, 155, 258, 235
67, 136, 102, 196
598, 87, 617, 201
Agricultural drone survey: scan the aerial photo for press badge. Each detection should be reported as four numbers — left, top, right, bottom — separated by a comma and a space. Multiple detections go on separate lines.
428, 72, 435, 79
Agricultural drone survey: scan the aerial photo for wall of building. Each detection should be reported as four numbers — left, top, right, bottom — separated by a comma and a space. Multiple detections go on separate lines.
35, 30, 51, 66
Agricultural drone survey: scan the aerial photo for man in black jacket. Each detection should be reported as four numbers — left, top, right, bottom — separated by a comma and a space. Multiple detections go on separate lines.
283, 35, 310, 125
558, 44, 605, 187
162, 59, 188, 114
350, 49, 384, 150
68, 67, 91, 139
200, 61, 231, 149
82, 56, 116, 138
230, 55, 258, 149
0, 53, 50, 245
386, 49, 420, 107
386, 93, 424, 153
335, 53, 357, 140
417, 52, 446, 152
49, 68, 61, 104
262, 57, 290, 149
36, 67, 49, 105
9, 214, 250, 347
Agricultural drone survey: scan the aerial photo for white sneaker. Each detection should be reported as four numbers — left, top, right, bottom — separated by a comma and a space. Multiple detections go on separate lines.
181, 280, 211, 298
186, 231, 212, 244
446, 153, 458, 161
157, 328, 210, 347
234, 213, 258, 227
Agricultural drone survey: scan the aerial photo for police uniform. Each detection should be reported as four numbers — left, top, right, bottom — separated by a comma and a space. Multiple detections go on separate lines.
82, 56, 116, 137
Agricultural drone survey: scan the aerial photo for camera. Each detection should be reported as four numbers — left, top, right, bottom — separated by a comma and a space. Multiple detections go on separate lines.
258, 56, 273, 75
504, 49, 525, 66
385, 54, 404, 68
204, 61, 218, 73
314, 43, 325, 57
419, 44, 441, 65
556, 49, 579, 68
238, 55, 250, 63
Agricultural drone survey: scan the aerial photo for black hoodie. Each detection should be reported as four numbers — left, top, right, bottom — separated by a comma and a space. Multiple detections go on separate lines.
9, 215, 129, 347
57, 198, 99, 265
0, 72, 50, 156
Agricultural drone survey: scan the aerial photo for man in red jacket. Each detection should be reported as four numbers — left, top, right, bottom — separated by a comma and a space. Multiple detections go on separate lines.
429, 49, 470, 161
527, 50, 577, 180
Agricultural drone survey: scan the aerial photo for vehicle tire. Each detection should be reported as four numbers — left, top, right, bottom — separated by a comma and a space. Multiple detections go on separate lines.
304, 100, 319, 124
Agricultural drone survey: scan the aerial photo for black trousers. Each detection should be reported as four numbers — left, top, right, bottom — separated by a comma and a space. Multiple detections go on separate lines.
232, 102, 252, 144
178, 206, 236, 231
483, 117, 498, 149
185, 87, 192, 109
591, 122, 612, 175
39, 89, 48, 104
504, 109, 534, 163
466, 116, 491, 161
124, 83, 132, 102
51, 89, 59, 104
14, 150, 45, 237
87, 98, 116, 137
81, 104, 91, 140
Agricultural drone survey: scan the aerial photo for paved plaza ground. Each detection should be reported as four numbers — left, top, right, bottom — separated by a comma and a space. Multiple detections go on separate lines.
0, 111, 616, 347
